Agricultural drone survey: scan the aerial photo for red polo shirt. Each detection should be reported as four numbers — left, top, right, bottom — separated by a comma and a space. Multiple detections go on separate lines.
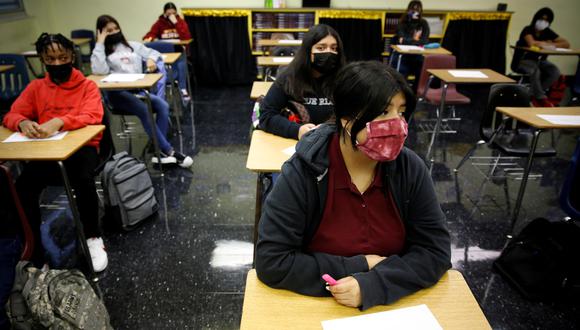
308, 134, 406, 257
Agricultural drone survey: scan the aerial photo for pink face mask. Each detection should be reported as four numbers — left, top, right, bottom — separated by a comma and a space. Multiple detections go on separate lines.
355, 117, 408, 162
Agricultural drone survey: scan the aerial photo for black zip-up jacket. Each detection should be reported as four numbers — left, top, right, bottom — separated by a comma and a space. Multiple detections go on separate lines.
393, 18, 430, 46
256, 124, 451, 310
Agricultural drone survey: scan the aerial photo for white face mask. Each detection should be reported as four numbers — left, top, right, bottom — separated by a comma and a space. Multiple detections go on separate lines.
535, 19, 549, 31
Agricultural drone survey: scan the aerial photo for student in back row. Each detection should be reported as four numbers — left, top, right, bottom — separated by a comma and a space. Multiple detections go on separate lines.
511, 7, 570, 107
259, 24, 346, 140
3, 33, 108, 272
91, 14, 193, 167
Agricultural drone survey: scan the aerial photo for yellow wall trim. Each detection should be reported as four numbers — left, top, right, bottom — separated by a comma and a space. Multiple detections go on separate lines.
447, 12, 511, 20
181, 9, 251, 17
317, 10, 383, 20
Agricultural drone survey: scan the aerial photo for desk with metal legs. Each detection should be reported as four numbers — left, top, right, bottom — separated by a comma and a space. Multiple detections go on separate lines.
0, 125, 105, 296
424, 69, 515, 172
494, 106, 580, 230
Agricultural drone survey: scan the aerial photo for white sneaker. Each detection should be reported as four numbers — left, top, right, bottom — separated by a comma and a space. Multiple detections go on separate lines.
87, 237, 108, 272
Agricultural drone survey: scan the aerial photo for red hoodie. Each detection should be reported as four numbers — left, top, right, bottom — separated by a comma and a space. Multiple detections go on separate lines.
2, 68, 103, 148
143, 14, 192, 41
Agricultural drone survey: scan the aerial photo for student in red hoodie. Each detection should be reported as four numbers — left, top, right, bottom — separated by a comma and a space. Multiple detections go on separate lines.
143, 2, 191, 98
2, 33, 108, 272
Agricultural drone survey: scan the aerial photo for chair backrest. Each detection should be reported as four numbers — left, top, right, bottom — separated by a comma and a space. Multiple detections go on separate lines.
0, 54, 30, 100
70, 29, 96, 51
144, 41, 176, 54
480, 84, 530, 141
416, 54, 457, 97
560, 137, 580, 220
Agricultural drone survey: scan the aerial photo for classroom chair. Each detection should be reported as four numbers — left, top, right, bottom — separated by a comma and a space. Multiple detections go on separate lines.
70, 29, 96, 74
416, 54, 470, 134
0, 54, 30, 101
560, 137, 580, 220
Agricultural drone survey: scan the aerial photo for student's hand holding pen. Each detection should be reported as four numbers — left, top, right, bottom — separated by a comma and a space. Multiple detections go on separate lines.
326, 276, 362, 308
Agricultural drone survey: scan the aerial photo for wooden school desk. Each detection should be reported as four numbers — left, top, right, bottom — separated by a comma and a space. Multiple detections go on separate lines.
494, 106, 580, 229
0, 65, 15, 73
0, 125, 105, 295
257, 56, 294, 67
424, 69, 515, 171
389, 45, 452, 71
510, 45, 580, 57
240, 269, 491, 330
256, 39, 302, 47
246, 130, 296, 248
87, 74, 165, 168
250, 81, 273, 100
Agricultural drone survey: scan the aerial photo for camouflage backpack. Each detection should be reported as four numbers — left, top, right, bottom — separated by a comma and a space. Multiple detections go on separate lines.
6, 261, 112, 329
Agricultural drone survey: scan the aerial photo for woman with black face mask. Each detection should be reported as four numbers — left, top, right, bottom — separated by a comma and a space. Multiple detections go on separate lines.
391, 0, 429, 91
511, 7, 570, 107
259, 24, 346, 140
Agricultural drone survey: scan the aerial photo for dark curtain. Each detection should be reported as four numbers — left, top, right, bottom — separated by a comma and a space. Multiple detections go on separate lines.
442, 19, 509, 73
185, 16, 256, 86
319, 18, 382, 62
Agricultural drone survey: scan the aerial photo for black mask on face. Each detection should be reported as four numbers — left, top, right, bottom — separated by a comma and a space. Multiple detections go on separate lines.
45, 62, 73, 84
312, 52, 339, 75
105, 32, 124, 47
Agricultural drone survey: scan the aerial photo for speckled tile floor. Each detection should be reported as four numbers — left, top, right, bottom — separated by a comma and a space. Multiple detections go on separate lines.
35, 84, 580, 329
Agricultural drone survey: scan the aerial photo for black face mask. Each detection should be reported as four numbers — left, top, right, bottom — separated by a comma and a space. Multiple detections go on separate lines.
312, 52, 339, 75
105, 32, 124, 47
45, 62, 73, 84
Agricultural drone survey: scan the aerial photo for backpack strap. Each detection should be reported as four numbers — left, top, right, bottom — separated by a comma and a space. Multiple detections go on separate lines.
7, 261, 34, 327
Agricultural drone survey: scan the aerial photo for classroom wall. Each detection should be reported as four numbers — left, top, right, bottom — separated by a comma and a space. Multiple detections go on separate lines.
2, 0, 579, 74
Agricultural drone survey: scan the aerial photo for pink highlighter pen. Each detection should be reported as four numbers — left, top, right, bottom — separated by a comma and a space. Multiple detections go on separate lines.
322, 274, 338, 286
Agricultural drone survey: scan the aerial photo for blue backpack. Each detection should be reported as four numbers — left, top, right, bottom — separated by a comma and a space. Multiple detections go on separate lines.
40, 208, 77, 269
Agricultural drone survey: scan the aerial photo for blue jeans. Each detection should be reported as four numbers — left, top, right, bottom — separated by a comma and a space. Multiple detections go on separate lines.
175, 56, 187, 93
107, 91, 173, 154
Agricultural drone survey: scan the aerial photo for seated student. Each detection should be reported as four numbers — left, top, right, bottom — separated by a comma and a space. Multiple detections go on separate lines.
259, 24, 346, 140
2, 33, 108, 272
256, 61, 451, 310
143, 2, 191, 99
391, 0, 430, 91
91, 14, 193, 168
511, 7, 570, 107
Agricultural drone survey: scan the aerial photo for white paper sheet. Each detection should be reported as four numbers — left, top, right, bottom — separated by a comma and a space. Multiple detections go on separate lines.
555, 48, 572, 52
3, 131, 68, 143
537, 114, 580, 126
448, 70, 488, 78
161, 54, 167, 59
282, 146, 295, 156
273, 57, 293, 63
396, 45, 424, 52
321, 305, 442, 330
159, 38, 181, 43
278, 40, 301, 44
22, 50, 38, 56
100, 74, 145, 82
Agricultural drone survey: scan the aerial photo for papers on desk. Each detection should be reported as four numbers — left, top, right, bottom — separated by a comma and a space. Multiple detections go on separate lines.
100, 74, 145, 82
555, 48, 572, 52
3, 131, 68, 143
282, 146, 295, 156
448, 70, 488, 78
537, 114, 580, 125
278, 40, 301, 44
273, 57, 293, 63
22, 50, 38, 56
396, 45, 424, 52
321, 305, 442, 330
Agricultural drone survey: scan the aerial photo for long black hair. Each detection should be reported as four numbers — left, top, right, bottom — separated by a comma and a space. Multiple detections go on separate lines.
332, 61, 415, 149
278, 24, 346, 101
400, 0, 423, 24
96, 14, 133, 56
530, 7, 554, 25
164, 2, 177, 12
35, 33, 75, 59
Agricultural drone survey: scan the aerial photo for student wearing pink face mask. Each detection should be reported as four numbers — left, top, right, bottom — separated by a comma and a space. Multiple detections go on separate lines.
256, 61, 450, 310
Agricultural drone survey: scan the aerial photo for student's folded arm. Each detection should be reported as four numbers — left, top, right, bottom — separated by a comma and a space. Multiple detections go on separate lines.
2, 83, 37, 131
143, 21, 162, 41
256, 160, 368, 296
90, 43, 110, 75
353, 152, 451, 310
59, 82, 104, 131
419, 21, 430, 45
133, 42, 161, 62
258, 83, 301, 139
